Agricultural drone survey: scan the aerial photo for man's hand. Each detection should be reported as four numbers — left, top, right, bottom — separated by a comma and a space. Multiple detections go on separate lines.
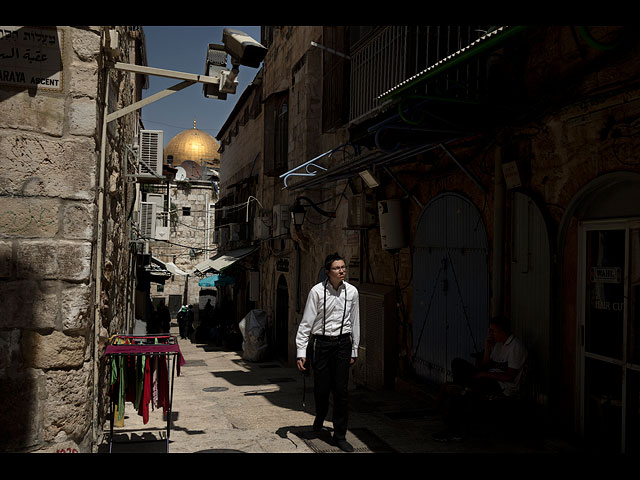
485, 331, 495, 350
297, 357, 307, 372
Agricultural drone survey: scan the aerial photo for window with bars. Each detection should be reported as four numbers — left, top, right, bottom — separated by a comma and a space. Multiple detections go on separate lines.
348, 25, 491, 122
322, 26, 350, 132
263, 91, 289, 177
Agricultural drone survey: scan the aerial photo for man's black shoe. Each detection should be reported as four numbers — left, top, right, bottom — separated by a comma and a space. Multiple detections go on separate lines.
334, 437, 354, 452
312, 418, 324, 432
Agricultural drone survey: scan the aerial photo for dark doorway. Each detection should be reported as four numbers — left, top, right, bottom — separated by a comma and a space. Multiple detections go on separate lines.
276, 274, 289, 361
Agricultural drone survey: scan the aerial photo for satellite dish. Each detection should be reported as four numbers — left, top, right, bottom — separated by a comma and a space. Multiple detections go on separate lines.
175, 166, 187, 181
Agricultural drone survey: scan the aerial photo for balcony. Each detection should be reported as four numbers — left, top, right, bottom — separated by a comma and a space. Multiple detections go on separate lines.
348, 25, 492, 123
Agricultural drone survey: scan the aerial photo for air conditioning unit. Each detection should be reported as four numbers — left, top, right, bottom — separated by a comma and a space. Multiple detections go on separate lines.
138, 201, 157, 240
348, 193, 377, 228
155, 225, 170, 241
137, 130, 164, 179
272, 204, 290, 237
228, 223, 241, 241
146, 193, 164, 208
146, 193, 169, 240
351, 283, 396, 390
253, 215, 270, 240
215, 226, 229, 249
135, 241, 150, 255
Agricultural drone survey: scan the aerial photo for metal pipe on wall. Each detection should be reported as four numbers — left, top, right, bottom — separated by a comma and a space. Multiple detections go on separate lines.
492, 147, 505, 317
92, 71, 109, 450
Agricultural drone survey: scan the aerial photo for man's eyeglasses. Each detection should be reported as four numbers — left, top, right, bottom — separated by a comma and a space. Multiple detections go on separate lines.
331, 266, 347, 271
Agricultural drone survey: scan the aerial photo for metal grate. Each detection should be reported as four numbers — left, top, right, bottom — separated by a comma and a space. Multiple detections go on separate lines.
184, 359, 207, 367
349, 25, 490, 123
203, 386, 228, 392
297, 427, 396, 453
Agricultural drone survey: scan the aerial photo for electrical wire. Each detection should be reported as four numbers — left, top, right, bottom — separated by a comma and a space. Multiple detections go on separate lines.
143, 119, 218, 134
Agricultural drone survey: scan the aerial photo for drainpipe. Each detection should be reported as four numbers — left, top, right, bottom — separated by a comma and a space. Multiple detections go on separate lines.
92, 69, 110, 450
205, 192, 209, 253
492, 146, 505, 317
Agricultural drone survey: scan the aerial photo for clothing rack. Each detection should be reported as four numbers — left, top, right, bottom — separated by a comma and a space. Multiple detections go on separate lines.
104, 334, 185, 453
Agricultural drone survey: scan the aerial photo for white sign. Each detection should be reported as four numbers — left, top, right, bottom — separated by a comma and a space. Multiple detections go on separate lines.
0, 26, 63, 91
502, 161, 522, 189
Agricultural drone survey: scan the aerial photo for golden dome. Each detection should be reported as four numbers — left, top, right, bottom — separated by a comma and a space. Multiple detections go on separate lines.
164, 120, 220, 170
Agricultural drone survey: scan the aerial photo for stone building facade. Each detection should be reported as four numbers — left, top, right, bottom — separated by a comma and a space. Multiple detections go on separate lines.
215, 26, 640, 452
0, 26, 146, 452
140, 123, 219, 317
147, 179, 218, 311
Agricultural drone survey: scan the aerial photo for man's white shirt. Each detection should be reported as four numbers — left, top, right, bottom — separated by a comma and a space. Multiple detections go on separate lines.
296, 280, 360, 358
489, 334, 528, 396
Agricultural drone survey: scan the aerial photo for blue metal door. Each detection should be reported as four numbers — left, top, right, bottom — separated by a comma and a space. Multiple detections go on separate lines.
412, 193, 489, 384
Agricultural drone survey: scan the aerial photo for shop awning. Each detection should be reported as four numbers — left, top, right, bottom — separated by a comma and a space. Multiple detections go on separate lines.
165, 261, 189, 276
149, 256, 190, 276
198, 274, 236, 287
193, 246, 258, 275
145, 256, 173, 283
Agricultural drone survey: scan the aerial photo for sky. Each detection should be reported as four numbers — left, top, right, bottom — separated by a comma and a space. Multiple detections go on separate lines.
140, 26, 262, 147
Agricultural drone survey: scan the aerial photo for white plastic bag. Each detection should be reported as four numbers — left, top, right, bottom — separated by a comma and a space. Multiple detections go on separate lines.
238, 309, 268, 362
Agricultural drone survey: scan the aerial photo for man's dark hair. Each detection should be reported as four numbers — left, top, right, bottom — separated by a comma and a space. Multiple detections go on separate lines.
489, 315, 511, 335
324, 252, 344, 271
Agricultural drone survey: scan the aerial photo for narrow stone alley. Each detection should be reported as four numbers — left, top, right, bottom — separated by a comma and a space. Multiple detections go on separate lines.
98, 320, 579, 454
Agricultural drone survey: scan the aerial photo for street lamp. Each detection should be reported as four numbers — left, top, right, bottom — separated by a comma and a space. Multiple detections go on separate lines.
290, 196, 336, 227
290, 202, 306, 226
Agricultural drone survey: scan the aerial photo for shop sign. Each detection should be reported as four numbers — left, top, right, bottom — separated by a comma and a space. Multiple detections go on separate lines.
276, 257, 289, 272
590, 266, 621, 284
0, 26, 63, 91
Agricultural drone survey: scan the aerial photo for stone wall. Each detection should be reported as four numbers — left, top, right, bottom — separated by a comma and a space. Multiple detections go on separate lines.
256, 26, 354, 364
0, 26, 142, 452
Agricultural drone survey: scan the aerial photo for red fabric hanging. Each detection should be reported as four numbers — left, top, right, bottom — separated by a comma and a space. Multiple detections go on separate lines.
105, 338, 183, 424
158, 355, 170, 414
137, 355, 152, 424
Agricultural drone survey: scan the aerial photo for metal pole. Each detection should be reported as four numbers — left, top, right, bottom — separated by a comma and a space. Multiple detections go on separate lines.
493, 146, 505, 316
92, 74, 109, 452
167, 352, 177, 453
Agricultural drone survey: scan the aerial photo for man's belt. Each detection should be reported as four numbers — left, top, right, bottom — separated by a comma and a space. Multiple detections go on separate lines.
313, 333, 350, 342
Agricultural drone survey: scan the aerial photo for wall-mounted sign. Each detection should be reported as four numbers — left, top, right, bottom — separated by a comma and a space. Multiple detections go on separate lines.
502, 161, 522, 189
0, 26, 63, 91
590, 266, 621, 284
276, 257, 289, 272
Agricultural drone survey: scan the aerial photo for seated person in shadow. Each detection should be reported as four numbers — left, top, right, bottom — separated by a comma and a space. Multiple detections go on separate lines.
430, 315, 528, 442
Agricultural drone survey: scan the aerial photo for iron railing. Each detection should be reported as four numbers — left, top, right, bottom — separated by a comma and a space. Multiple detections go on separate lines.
349, 25, 491, 122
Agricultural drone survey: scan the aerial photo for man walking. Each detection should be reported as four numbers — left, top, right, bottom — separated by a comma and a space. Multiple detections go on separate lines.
296, 253, 360, 452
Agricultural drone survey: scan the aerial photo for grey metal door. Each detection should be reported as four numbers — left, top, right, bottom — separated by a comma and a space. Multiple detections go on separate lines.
510, 192, 552, 404
412, 193, 489, 384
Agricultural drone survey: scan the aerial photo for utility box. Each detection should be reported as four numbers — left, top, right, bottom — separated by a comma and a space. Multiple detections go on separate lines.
378, 199, 407, 251
352, 283, 397, 390
348, 193, 377, 228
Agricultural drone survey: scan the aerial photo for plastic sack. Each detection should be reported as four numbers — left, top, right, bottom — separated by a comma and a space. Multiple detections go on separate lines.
238, 309, 268, 362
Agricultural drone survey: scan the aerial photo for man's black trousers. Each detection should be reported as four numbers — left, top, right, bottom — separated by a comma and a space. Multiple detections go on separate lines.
312, 333, 351, 440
